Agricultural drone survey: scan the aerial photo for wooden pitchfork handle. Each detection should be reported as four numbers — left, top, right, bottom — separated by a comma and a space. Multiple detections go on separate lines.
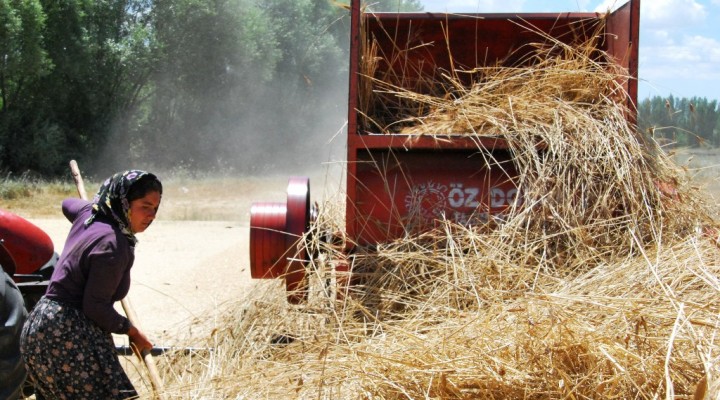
69, 160, 165, 398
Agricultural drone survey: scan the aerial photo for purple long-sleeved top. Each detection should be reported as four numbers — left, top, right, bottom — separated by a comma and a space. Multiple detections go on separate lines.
45, 198, 133, 334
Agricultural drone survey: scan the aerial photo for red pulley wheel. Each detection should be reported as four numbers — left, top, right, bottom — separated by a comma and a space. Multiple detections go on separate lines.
284, 177, 311, 304
249, 177, 312, 304
249, 202, 287, 279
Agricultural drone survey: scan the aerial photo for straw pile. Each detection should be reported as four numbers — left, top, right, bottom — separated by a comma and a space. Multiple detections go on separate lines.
147, 17, 720, 400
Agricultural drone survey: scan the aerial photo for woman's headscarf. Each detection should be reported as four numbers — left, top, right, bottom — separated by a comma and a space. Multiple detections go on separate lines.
84, 170, 158, 244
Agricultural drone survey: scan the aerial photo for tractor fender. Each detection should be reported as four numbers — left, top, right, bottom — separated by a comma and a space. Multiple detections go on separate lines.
0, 269, 27, 400
0, 209, 55, 275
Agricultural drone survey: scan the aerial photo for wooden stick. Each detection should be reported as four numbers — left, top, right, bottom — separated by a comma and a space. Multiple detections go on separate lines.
68, 160, 165, 398
69, 160, 87, 202
121, 297, 166, 396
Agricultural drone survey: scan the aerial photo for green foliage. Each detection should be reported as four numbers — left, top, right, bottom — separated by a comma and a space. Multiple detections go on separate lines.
0, 0, 159, 175
364, 0, 424, 12
638, 96, 720, 147
0, 0, 51, 111
0, 0, 717, 179
0, 172, 32, 199
131, 0, 287, 170
0, 0, 54, 174
121, 0, 349, 175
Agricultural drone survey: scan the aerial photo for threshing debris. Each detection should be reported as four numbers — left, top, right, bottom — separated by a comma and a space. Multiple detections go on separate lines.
144, 18, 720, 400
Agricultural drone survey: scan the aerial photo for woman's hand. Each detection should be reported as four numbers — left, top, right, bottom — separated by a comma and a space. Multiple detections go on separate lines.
127, 325, 153, 357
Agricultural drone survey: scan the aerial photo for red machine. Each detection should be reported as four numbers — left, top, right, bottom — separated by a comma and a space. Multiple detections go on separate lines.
250, 0, 640, 303
0, 211, 55, 397
0, 209, 57, 303
0, 209, 54, 275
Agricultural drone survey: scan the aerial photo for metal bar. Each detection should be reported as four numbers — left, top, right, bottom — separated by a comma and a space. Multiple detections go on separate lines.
116, 345, 212, 357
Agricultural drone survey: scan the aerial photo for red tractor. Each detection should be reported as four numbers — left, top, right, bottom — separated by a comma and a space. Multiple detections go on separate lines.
250, 0, 640, 303
0, 210, 57, 301
0, 209, 57, 398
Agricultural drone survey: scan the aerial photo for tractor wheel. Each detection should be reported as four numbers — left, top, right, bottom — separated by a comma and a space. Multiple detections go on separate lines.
0, 269, 28, 400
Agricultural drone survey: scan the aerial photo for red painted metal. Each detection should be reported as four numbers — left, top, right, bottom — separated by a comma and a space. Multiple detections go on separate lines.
249, 178, 311, 304
249, 0, 641, 302
345, 0, 641, 248
352, 150, 519, 245
0, 208, 54, 275
606, 0, 642, 119
249, 202, 287, 279
284, 177, 311, 303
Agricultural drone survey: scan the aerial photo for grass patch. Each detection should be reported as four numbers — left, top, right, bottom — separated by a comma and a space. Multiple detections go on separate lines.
0, 172, 77, 218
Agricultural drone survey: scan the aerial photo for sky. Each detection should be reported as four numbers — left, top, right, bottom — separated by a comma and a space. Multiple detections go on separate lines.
419, 0, 720, 102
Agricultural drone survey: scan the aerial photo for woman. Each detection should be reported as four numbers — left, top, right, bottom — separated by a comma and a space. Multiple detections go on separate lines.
21, 170, 162, 399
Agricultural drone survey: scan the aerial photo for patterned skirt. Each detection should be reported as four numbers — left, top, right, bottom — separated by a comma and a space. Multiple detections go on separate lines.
20, 297, 138, 400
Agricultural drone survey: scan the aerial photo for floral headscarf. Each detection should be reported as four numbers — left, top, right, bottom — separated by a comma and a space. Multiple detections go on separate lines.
85, 170, 158, 244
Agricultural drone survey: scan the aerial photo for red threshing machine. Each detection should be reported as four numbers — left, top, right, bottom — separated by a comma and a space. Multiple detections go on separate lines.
249, 0, 640, 303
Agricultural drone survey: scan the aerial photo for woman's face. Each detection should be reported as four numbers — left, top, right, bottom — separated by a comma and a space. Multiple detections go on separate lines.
128, 190, 162, 233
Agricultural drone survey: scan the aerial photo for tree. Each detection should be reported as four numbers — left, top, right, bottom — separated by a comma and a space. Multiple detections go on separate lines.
638, 96, 678, 145
364, 0, 424, 12
0, 0, 54, 172
34, 0, 150, 168
126, 0, 283, 172
0, 0, 50, 112
638, 95, 720, 148
3, 0, 718, 178
123, 0, 350, 174
687, 97, 719, 146
0, 0, 161, 175
247, 0, 348, 170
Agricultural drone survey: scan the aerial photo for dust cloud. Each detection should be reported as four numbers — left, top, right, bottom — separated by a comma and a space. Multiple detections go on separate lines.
93, 5, 350, 186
